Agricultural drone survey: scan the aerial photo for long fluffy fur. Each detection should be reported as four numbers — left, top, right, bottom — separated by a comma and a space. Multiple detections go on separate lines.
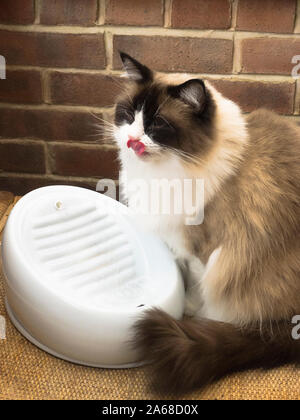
114, 53, 300, 395
133, 308, 300, 395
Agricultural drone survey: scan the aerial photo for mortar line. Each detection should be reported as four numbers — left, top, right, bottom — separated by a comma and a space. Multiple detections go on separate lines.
294, 0, 300, 33
164, 0, 172, 28
34, 0, 41, 24
4, 65, 297, 82
230, 0, 238, 31
98, 0, 106, 25
1, 23, 300, 38
0, 171, 115, 183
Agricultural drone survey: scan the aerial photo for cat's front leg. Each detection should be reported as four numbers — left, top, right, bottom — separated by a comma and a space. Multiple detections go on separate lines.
182, 256, 205, 318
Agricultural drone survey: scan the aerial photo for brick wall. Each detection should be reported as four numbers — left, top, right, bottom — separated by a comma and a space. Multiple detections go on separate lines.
0, 0, 299, 195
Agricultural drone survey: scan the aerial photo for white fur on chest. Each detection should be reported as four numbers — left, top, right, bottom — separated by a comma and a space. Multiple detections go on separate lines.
119, 152, 190, 259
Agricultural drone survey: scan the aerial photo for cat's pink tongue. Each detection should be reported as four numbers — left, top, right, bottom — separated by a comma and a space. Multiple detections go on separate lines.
127, 139, 146, 156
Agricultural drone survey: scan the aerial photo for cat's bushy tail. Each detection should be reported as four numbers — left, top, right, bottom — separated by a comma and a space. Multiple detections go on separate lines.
133, 308, 300, 394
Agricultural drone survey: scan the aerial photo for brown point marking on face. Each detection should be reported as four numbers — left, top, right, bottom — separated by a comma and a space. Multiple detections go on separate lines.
115, 53, 217, 161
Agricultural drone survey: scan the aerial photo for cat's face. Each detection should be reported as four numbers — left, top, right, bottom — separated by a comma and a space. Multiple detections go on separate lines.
113, 53, 216, 164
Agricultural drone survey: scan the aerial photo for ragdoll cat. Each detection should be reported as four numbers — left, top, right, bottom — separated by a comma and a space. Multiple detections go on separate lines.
112, 52, 300, 394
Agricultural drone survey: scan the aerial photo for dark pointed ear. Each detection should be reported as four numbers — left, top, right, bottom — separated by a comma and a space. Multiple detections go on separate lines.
119, 52, 152, 83
168, 79, 207, 112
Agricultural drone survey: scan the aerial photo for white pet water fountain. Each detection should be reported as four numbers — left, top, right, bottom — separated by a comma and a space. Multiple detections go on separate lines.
1, 186, 184, 368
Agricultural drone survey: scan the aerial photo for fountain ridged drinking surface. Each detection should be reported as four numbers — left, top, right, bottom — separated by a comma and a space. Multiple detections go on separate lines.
2, 185, 184, 368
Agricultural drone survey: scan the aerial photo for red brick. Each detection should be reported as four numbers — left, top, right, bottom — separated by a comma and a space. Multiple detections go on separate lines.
40, 0, 97, 26
49, 72, 124, 107
171, 0, 231, 29
105, 0, 163, 26
0, 70, 43, 104
49, 144, 119, 178
113, 35, 233, 73
0, 108, 103, 142
240, 38, 300, 75
236, 0, 296, 33
0, 174, 98, 196
211, 79, 295, 115
0, 140, 45, 173
0, 0, 34, 24
0, 31, 105, 69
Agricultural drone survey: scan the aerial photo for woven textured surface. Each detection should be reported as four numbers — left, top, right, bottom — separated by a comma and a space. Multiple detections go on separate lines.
0, 191, 14, 237
0, 192, 300, 400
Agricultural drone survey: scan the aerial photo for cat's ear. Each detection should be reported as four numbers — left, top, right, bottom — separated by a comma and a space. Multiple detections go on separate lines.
168, 79, 207, 112
119, 52, 152, 83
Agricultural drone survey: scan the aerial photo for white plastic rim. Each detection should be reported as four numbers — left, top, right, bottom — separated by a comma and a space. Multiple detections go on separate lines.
2, 185, 184, 368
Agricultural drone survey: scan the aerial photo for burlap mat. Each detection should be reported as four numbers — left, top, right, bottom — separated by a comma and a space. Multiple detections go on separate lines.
0, 192, 14, 237
0, 192, 299, 400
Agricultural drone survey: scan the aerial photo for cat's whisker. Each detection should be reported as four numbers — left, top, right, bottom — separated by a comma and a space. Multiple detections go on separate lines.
89, 116, 117, 145
87, 132, 115, 140
158, 115, 173, 129
90, 113, 115, 128
93, 128, 115, 136
154, 96, 170, 117
91, 122, 115, 132
177, 149, 205, 163
166, 146, 204, 165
